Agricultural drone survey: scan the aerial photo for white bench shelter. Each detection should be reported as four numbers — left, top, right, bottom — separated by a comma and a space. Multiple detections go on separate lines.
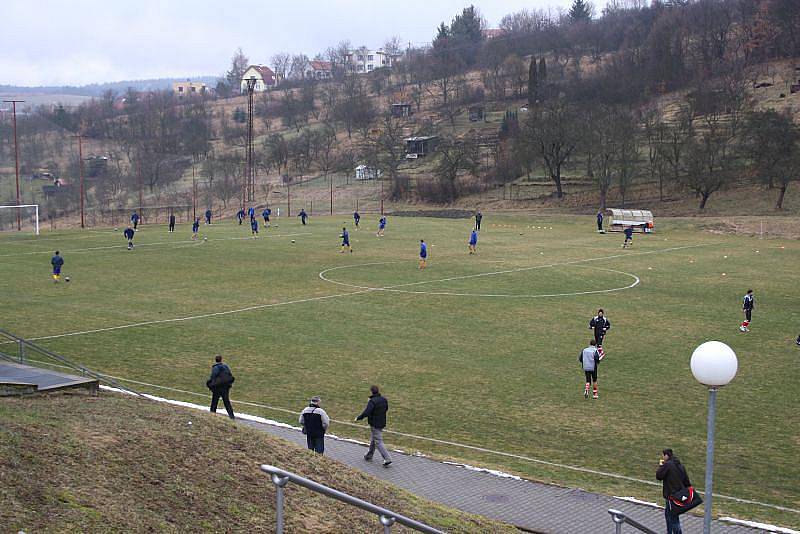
606, 208, 654, 233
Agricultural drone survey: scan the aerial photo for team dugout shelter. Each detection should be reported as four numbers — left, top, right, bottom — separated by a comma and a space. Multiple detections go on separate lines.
606, 208, 655, 233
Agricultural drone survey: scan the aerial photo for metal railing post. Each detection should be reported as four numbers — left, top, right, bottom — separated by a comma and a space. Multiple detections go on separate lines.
607, 508, 658, 534
270, 472, 289, 534
380, 514, 396, 534
18, 339, 24, 362
609, 509, 624, 534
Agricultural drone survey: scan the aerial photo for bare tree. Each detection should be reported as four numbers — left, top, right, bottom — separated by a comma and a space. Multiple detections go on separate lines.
433, 136, 480, 203
271, 52, 291, 84
522, 100, 581, 198
742, 110, 800, 209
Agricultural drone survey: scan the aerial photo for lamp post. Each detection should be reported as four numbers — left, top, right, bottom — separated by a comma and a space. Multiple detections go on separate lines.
690, 341, 738, 534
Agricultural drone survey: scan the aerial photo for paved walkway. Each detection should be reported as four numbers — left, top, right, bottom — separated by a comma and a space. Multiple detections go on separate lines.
240, 418, 759, 533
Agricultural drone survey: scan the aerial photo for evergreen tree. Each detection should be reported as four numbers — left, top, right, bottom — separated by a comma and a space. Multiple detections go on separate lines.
528, 56, 538, 106
538, 57, 547, 81
568, 0, 592, 23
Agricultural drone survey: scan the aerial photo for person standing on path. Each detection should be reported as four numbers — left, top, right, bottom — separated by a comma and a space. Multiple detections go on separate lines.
300, 396, 330, 454
656, 448, 692, 534
579, 339, 603, 399
597, 210, 604, 232
206, 355, 235, 419
355, 385, 392, 467
475, 210, 482, 231
51, 250, 64, 283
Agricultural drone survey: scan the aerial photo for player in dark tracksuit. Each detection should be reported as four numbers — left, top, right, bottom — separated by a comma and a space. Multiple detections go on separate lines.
340, 227, 352, 253
354, 211, 360, 229
475, 210, 482, 231
623, 225, 633, 248
298, 209, 308, 225
597, 211, 604, 231
124, 226, 135, 250
741, 289, 755, 332
236, 208, 245, 225
131, 212, 140, 230
262, 208, 271, 226
168, 214, 176, 232
251, 217, 259, 237
192, 218, 200, 240
589, 309, 611, 348
205, 209, 212, 225
248, 206, 255, 222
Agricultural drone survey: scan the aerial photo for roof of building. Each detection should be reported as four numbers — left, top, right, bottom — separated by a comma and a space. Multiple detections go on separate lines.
243, 65, 275, 80
308, 60, 332, 71
483, 28, 506, 39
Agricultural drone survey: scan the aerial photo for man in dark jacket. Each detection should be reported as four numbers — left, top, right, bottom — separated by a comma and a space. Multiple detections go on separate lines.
123, 226, 135, 250
589, 309, 611, 347
656, 448, 692, 534
355, 385, 392, 467
206, 355, 235, 419
299, 396, 330, 454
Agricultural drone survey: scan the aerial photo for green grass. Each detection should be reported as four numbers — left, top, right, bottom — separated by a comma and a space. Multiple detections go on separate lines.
1, 213, 799, 528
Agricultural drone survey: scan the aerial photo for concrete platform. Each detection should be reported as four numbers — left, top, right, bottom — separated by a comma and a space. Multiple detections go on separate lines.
0, 361, 99, 395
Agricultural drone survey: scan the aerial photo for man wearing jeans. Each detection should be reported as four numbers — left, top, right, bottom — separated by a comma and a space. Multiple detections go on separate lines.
356, 385, 392, 467
299, 396, 329, 454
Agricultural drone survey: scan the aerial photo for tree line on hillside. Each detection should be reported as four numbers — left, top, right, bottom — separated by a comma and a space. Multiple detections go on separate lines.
1, 0, 799, 217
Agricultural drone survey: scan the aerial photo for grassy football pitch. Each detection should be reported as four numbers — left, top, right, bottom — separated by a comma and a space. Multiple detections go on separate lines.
1, 213, 798, 527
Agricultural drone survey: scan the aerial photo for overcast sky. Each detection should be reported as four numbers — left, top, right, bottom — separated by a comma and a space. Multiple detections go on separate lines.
2, 0, 594, 87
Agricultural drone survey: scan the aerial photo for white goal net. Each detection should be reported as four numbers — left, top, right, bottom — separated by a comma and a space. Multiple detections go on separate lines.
0, 204, 40, 235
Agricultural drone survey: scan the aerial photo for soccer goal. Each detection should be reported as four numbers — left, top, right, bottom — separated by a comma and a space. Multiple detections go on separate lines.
0, 204, 40, 235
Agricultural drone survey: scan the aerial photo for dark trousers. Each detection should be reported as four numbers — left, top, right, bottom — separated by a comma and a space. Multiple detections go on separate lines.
206, 216, 211, 224
665, 501, 682, 534
306, 435, 325, 454
133, 220, 138, 229
210, 387, 235, 419
475, 219, 481, 230
597, 219, 603, 230
169, 222, 175, 232
594, 332, 605, 346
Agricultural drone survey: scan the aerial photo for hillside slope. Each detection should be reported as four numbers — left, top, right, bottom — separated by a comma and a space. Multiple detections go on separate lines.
0, 391, 512, 533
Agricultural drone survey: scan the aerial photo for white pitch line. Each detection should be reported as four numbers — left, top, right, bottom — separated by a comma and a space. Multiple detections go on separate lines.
26, 288, 369, 342
55, 368, 797, 515
0, 232, 313, 257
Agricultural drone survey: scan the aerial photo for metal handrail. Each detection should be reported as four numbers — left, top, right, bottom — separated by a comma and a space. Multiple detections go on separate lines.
261, 464, 445, 534
0, 328, 144, 397
608, 509, 658, 534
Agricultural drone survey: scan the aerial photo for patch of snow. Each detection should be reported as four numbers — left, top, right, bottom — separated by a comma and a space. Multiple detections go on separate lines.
613, 496, 662, 509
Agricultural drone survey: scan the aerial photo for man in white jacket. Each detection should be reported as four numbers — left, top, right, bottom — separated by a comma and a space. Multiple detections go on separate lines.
299, 396, 330, 454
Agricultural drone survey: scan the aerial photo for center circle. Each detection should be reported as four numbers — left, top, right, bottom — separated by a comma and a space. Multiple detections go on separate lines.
319, 261, 640, 298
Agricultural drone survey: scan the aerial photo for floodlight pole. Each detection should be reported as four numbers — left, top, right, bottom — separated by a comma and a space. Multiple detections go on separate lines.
4, 99, 24, 230
72, 134, 85, 229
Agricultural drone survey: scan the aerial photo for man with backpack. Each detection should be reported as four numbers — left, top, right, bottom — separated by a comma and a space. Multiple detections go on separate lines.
299, 396, 330, 454
206, 355, 235, 419
656, 448, 694, 534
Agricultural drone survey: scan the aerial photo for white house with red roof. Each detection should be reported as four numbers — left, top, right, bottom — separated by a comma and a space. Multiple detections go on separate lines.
240, 65, 276, 93
305, 60, 333, 80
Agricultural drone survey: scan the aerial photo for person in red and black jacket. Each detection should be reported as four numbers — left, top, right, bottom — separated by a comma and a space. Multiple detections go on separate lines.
656, 448, 692, 534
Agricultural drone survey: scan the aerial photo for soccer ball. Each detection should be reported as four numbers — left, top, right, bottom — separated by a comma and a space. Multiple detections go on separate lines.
203, 236, 208, 242
291, 239, 296, 243
739, 325, 747, 332
65, 276, 70, 282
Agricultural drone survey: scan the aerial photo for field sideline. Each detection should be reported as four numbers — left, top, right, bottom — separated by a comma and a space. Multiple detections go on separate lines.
1, 213, 798, 528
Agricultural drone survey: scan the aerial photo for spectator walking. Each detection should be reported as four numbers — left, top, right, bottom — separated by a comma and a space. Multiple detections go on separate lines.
206, 355, 235, 419
299, 396, 330, 454
579, 339, 603, 399
355, 385, 392, 467
656, 448, 693, 534
131, 211, 140, 230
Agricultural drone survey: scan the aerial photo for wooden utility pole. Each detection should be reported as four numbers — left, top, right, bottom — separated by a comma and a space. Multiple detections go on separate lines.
72, 134, 86, 228
3, 100, 24, 230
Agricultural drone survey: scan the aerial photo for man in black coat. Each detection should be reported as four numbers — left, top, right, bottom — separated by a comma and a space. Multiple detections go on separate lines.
656, 448, 692, 534
355, 385, 392, 467
206, 355, 235, 419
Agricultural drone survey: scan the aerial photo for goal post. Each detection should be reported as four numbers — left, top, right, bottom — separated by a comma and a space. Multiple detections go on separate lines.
0, 204, 40, 235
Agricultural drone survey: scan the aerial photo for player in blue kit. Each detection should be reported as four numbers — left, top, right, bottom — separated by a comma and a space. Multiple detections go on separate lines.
354, 211, 360, 229
236, 208, 245, 225
131, 211, 140, 230
298, 209, 309, 225
622, 226, 633, 248
248, 206, 255, 222
377, 216, 386, 237
468, 229, 478, 254
419, 239, 427, 269
192, 218, 200, 240
262, 208, 271, 226
124, 226, 135, 250
51, 250, 64, 283
340, 227, 352, 253
251, 217, 259, 238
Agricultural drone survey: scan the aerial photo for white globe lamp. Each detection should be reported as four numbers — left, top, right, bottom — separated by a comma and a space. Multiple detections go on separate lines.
690, 341, 738, 387
690, 340, 738, 534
